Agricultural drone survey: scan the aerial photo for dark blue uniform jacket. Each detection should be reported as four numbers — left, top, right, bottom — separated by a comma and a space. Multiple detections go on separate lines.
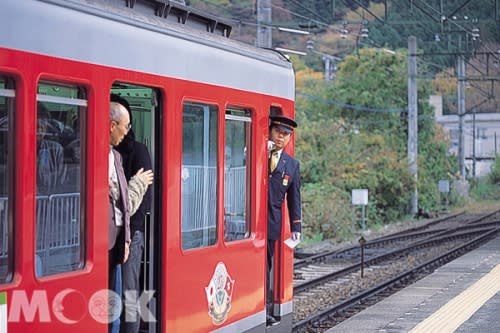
268, 151, 301, 240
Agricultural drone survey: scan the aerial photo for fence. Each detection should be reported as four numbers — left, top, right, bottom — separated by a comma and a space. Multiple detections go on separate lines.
37, 193, 81, 275
1, 193, 80, 275
224, 166, 247, 240
181, 165, 247, 246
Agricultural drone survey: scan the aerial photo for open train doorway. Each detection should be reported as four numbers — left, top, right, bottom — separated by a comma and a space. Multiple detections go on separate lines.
111, 82, 161, 333
266, 105, 296, 332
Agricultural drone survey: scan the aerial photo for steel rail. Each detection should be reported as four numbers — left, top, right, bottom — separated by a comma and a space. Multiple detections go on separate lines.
294, 222, 500, 293
292, 228, 499, 332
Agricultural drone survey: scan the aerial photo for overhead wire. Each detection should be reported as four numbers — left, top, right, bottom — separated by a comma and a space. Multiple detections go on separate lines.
185, 0, 333, 34
194, 0, 495, 92
270, 3, 330, 28
192, 0, 332, 29
408, 0, 480, 39
285, 0, 331, 23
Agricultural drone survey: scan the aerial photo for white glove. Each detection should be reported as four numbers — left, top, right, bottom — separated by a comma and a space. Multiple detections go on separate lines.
267, 140, 276, 156
291, 232, 301, 241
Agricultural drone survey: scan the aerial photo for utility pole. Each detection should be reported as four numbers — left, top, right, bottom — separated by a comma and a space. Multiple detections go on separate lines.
307, 45, 341, 81
472, 108, 476, 177
408, 36, 418, 215
322, 55, 337, 81
256, 0, 272, 48
457, 55, 466, 179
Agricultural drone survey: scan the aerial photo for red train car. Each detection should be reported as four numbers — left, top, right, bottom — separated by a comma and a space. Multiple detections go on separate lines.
0, 0, 297, 332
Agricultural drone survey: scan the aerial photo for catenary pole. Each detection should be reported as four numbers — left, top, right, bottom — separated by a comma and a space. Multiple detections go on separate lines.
457, 55, 466, 179
257, 0, 272, 48
408, 36, 418, 215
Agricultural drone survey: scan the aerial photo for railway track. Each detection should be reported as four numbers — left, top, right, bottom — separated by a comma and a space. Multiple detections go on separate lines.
292, 211, 500, 332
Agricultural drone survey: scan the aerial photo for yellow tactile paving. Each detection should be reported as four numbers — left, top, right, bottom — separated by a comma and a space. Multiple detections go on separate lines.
409, 264, 500, 333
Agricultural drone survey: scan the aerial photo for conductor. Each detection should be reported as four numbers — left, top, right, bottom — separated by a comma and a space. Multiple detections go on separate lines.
266, 115, 302, 325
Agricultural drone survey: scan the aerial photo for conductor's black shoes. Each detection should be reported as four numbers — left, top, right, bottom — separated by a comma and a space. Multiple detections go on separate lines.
266, 314, 278, 326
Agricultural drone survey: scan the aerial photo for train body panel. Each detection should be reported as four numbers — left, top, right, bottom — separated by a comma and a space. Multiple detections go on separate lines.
0, 0, 297, 332
0, 0, 294, 100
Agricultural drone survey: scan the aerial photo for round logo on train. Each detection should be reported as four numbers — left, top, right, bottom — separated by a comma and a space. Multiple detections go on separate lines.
205, 262, 235, 325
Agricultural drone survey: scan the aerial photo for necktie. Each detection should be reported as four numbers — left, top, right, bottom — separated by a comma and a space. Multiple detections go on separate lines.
270, 151, 279, 173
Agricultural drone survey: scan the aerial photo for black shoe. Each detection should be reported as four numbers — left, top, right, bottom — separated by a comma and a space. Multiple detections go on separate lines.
266, 314, 278, 326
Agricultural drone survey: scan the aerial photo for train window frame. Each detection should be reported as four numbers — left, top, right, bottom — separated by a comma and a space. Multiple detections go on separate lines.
181, 101, 219, 250
0, 75, 15, 284
224, 107, 252, 242
35, 81, 87, 277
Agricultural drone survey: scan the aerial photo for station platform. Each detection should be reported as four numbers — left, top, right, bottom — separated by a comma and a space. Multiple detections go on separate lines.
326, 233, 500, 333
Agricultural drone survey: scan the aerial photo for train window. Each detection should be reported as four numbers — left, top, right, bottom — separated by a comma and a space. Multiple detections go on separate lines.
35, 81, 86, 277
0, 76, 15, 284
181, 102, 218, 250
224, 108, 252, 242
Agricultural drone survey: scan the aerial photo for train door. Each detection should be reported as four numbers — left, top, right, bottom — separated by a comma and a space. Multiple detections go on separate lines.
110, 83, 161, 333
267, 106, 295, 332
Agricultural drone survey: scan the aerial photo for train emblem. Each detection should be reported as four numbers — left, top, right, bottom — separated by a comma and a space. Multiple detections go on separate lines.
205, 262, 235, 325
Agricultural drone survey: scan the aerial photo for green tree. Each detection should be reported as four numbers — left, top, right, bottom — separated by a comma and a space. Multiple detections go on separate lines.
295, 47, 458, 239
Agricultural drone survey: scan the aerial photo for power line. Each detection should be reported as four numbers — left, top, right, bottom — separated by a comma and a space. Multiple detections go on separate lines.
270, 3, 330, 28
185, 0, 330, 33
286, 0, 331, 24
407, 0, 482, 42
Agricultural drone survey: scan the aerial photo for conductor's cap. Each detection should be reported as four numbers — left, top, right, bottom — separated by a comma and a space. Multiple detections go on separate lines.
270, 115, 297, 134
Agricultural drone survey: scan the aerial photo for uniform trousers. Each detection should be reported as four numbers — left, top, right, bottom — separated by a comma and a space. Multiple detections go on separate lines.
266, 239, 276, 315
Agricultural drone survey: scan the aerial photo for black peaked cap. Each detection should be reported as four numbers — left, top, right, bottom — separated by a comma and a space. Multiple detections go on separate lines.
270, 115, 297, 134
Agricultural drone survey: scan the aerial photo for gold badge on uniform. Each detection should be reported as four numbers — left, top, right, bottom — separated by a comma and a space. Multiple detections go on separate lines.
282, 175, 290, 186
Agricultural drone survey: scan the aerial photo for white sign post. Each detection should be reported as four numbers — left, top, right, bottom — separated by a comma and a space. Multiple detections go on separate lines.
438, 180, 450, 212
352, 189, 368, 231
